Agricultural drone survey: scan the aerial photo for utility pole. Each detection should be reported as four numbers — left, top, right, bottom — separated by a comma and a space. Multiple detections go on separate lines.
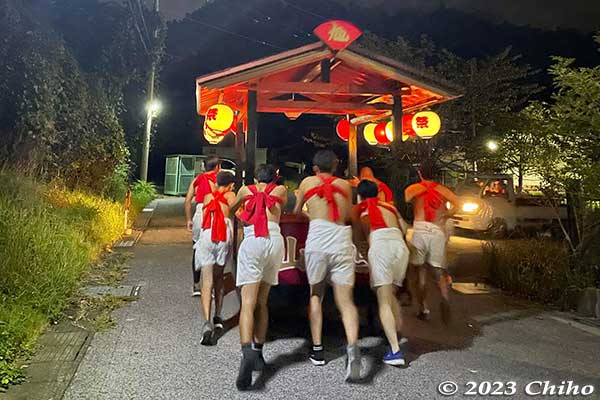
140, 0, 160, 182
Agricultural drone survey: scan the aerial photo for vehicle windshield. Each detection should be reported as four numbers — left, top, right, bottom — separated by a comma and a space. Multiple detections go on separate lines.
456, 178, 485, 195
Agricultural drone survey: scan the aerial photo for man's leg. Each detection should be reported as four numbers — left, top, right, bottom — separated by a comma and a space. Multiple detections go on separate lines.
213, 265, 225, 329
237, 282, 260, 390
253, 282, 271, 345
332, 284, 359, 345
375, 285, 400, 353
390, 286, 403, 336
414, 264, 430, 319
192, 248, 202, 296
308, 282, 326, 365
434, 267, 451, 325
333, 283, 361, 381
201, 264, 214, 321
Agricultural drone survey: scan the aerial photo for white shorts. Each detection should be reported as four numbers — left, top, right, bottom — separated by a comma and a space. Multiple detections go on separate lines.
191, 204, 203, 243
236, 222, 284, 287
409, 221, 446, 269
304, 219, 354, 286
194, 219, 233, 269
368, 228, 409, 288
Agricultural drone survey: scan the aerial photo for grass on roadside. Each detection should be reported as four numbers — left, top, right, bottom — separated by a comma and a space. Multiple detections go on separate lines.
483, 239, 597, 305
0, 173, 154, 388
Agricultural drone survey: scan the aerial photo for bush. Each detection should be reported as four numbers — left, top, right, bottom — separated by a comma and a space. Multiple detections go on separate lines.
130, 180, 158, 218
0, 173, 125, 387
484, 239, 597, 305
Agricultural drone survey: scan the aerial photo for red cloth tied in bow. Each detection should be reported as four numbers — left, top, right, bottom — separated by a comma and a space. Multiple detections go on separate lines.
417, 181, 443, 222
358, 198, 399, 231
193, 170, 218, 203
202, 190, 229, 242
238, 183, 282, 237
304, 175, 349, 221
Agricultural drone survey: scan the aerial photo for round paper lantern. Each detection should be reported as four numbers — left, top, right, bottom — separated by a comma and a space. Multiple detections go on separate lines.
205, 104, 236, 135
336, 119, 350, 141
374, 123, 390, 145
412, 111, 441, 139
402, 114, 416, 142
363, 123, 378, 145
203, 127, 225, 145
385, 121, 394, 142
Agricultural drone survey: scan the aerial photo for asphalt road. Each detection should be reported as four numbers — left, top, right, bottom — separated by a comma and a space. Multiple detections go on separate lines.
63, 198, 600, 400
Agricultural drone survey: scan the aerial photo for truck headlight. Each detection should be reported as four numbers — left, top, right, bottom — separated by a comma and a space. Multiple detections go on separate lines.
462, 202, 480, 213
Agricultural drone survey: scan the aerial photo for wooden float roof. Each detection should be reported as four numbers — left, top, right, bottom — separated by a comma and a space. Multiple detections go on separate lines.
196, 41, 461, 123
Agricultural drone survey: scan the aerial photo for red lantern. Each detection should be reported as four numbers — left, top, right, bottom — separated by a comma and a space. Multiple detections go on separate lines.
336, 119, 350, 141
374, 122, 390, 145
402, 114, 416, 141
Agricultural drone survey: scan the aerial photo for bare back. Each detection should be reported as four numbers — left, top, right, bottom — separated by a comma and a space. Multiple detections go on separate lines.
203, 190, 236, 219
405, 182, 459, 226
237, 184, 287, 223
296, 175, 352, 224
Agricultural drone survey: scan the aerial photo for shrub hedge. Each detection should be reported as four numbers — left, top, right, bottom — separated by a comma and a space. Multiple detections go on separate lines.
0, 173, 155, 387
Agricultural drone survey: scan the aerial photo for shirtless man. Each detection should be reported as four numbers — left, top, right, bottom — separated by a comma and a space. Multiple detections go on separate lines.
231, 164, 287, 391
185, 157, 221, 296
405, 167, 459, 325
349, 166, 394, 202
352, 180, 409, 366
294, 150, 362, 383
194, 171, 236, 345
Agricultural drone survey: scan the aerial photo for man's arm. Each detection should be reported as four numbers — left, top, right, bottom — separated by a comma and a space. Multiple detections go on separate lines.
184, 180, 196, 231
404, 183, 426, 203
276, 185, 288, 209
293, 179, 308, 214
229, 186, 248, 214
437, 185, 460, 209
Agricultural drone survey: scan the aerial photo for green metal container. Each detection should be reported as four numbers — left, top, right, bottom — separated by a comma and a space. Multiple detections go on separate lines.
164, 155, 206, 196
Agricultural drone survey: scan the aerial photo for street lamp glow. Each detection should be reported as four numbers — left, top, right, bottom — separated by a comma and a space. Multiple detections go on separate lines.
486, 140, 499, 152
147, 100, 162, 115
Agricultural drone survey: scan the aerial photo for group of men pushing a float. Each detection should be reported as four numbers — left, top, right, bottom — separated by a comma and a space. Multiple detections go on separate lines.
184, 149, 459, 390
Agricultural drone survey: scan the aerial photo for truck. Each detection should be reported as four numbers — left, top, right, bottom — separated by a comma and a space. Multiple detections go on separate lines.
451, 174, 566, 238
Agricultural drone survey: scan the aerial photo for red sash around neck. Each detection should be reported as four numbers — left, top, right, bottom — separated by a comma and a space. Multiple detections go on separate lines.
416, 181, 443, 222
358, 198, 399, 231
202, 190, 229, 242
194, 170, 218, 203
304, 174, 348, 222
238, 183, 282, 237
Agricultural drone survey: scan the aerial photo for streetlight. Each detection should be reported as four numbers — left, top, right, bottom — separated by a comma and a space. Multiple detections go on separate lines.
486, 140, 499, 152
147, 99, 162, 117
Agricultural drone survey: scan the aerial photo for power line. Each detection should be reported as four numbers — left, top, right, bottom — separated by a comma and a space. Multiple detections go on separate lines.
126, 0, 150, 55
185, 17, 287, 50
280, 0, 328, 22
251, 7, 314, 40
136, 0, 151, 44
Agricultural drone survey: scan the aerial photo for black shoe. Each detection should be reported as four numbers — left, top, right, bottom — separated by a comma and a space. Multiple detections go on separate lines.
213, 316, 224, 330
236, 347, 256, 391
192, 284, 201, 297
309, 345, 325, 366
200, 321, 214, 346
417, 309, 431, 321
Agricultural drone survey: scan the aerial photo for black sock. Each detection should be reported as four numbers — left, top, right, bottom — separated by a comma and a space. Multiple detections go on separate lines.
312, 344, 323, 352
241, 343, 253, 358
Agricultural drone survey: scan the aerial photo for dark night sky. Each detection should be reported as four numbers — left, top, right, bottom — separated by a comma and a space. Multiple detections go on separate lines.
158, 0, 600, 32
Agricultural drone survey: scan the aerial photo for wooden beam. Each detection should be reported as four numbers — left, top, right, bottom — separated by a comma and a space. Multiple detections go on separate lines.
348, 121, 358, 202
245, 90, 257, 185
256, 81, 391, 97
257, 99, 392, 115
392, 94, 403, 143
320, 59, 330, 83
